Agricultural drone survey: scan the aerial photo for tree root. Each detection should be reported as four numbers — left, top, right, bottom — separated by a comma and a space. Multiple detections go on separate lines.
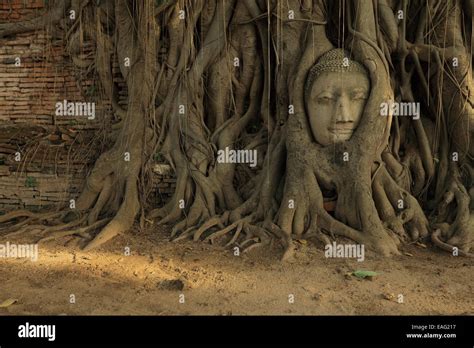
432, 165, 473, 255
431, 229, 474, 257
0, 210, 65, 225
39, 218, 110, 243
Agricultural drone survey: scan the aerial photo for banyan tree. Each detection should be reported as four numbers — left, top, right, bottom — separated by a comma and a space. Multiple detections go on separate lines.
0, 0, 472, 259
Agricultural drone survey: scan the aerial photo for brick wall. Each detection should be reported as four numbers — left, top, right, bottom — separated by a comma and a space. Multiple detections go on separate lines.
0, 0, 176, 213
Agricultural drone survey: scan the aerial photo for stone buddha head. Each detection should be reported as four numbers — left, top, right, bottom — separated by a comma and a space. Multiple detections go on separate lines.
304, 49, 370, 146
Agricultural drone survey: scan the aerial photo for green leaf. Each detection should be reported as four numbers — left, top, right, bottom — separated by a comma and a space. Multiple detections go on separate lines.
155, 0, 169, 6
352, 270, 378, 279
154, 152, 164, 162
25, 176, 37, 188
86, 85, 97, 96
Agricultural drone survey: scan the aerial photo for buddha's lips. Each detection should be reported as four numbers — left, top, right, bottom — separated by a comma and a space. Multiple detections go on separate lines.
329, 127, 354, 134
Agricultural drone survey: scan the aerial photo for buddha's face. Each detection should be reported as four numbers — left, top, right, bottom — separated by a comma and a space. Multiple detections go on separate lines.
306, 71, 370, 146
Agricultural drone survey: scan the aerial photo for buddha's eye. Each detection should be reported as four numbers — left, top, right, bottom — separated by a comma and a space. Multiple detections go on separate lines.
352, 92, 368, 100
317, 95, 334, 102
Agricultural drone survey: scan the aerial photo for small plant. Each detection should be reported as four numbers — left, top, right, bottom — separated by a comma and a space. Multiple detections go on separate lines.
85, 84, 97, 97
25, 176, 37, 188
247, 121, 260, 134
155, 0, 166, 6
153, 152, 165, 162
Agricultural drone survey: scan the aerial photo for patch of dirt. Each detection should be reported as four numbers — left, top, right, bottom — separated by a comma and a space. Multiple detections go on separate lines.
0, 226, 472, 315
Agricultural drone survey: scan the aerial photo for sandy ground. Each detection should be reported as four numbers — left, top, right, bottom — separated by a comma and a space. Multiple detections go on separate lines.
0, 225, 472, 315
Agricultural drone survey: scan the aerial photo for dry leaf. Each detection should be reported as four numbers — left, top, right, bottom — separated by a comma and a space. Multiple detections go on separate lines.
61, 133, 73, 141
0, 298, 18, 308
47, 134, 60, 141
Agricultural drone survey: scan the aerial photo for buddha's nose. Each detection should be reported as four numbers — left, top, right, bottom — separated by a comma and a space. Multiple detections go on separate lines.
335, 96, 353, 123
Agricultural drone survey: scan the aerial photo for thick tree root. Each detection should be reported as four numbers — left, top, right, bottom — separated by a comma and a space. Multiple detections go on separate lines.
431, 229, 474, 257
432, 166, 473, 255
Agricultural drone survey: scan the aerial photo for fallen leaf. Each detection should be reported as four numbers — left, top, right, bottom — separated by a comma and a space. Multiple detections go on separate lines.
404, 252, 413, 257
61, 133, 73, 141
157, 279, 185, 291
0, 298, 18, 308
352, 270, 378, 279
47, 134, 60, 141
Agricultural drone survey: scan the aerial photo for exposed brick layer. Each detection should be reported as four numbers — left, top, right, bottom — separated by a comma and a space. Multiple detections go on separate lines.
0, 1, 176, 212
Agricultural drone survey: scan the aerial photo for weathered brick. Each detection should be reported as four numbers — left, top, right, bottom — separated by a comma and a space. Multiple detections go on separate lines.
0, 5, 178, 211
